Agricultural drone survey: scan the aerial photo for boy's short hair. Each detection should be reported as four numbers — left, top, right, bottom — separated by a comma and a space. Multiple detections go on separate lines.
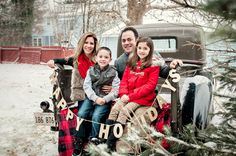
96, 46, 112, 58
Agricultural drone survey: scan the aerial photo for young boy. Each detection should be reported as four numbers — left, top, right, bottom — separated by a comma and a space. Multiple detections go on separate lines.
76, 47, 120, 147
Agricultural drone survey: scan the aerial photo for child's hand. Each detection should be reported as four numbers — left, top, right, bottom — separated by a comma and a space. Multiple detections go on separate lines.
95, 97, 106, 105
121, 95, 129, 103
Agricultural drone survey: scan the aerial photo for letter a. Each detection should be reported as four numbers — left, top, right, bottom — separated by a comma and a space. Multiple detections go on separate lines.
57, 98, 67, 109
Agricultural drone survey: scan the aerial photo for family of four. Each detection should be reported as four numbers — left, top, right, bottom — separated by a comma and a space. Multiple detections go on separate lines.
47, 27, 182, 155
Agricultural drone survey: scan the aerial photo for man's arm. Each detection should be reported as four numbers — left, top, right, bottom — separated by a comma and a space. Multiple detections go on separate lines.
159, 63, 170, 79
159, 59, 183, 79
114, 59, 123, 80
114, 53, 129, 80
154, 51, 183, 79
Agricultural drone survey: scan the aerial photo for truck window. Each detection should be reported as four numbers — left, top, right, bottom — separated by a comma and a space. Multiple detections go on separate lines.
152, 37, 177, 53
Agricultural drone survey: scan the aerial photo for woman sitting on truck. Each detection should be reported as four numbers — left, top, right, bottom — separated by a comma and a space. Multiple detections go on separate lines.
48, 32, 100, 155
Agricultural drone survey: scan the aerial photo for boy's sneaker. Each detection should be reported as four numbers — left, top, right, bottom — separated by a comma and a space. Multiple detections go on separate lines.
90, 137, 101, 145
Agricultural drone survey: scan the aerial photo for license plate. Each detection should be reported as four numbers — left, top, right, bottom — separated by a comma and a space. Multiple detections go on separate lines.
34, 112, 55, 126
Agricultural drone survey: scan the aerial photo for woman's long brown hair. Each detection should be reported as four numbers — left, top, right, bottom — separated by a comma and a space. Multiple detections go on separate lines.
73, 32, 99, 67
127, 37, 154, 70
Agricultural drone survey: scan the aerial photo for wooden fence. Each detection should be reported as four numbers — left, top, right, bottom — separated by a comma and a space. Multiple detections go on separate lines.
0, 46, 74, 64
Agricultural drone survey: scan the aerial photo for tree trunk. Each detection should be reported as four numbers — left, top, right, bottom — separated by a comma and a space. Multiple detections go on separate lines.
127, 0, 148, 26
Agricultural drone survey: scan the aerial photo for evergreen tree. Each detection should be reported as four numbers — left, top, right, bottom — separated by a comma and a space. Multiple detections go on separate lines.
0, 0, 35, 46
170, 0, 236, 155
203, 0, 236, 42
166, 0, 236, 155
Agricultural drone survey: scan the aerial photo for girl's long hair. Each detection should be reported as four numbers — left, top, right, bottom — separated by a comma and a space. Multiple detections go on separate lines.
127, 37, 154, 70
73, 32, 99, 66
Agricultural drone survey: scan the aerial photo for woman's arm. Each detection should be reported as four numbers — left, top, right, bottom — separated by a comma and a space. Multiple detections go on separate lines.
47, 57, 74, 68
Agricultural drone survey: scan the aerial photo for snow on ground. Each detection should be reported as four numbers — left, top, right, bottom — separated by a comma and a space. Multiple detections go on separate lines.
0, 64, 58, 156
0, 63, 230, 156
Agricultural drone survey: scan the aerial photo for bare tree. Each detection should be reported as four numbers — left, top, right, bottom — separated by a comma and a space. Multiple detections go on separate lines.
47, 0, 211, 46
104, 0, 200, 26
48, 0, 122, 46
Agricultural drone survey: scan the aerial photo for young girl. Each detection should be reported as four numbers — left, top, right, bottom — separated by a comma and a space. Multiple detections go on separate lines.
106, 37, 161, 151
76, 47, 120, 149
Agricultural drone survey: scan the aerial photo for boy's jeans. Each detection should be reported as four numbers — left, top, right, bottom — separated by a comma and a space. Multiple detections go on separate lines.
77, 98, 111, 139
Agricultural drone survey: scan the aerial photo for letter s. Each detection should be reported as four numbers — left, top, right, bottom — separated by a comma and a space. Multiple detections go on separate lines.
169, 69, 180, 83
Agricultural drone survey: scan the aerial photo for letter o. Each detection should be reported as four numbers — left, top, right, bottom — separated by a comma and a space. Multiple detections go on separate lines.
113, 124, 124, 138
